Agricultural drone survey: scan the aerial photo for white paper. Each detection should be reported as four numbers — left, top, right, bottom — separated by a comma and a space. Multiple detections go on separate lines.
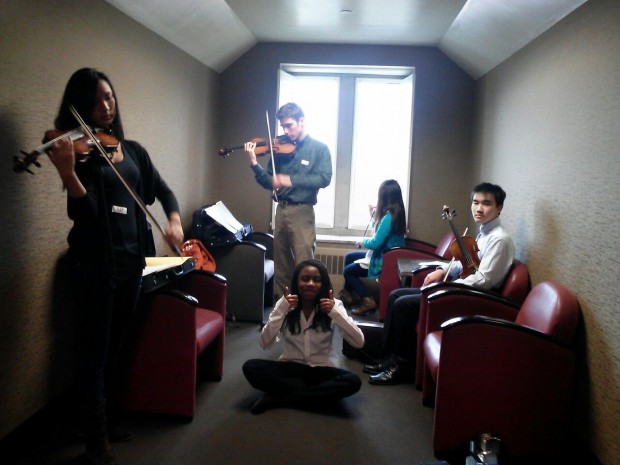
418, 260, 449, 267
142, 256, 192, 276
204, 201, 244, 234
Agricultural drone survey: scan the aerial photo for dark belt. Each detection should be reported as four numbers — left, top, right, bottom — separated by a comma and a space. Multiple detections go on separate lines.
278, 200, 308, 206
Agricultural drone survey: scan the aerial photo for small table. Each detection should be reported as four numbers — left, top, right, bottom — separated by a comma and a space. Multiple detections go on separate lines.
397, 258, 448, 287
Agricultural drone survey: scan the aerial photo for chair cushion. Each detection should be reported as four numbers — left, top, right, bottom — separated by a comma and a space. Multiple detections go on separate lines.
195, 308, 225, 353
424, 331, 442, 381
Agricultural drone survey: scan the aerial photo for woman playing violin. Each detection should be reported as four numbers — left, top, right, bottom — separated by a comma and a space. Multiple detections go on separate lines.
243, 102, 332, 300
47, 68, 183, 465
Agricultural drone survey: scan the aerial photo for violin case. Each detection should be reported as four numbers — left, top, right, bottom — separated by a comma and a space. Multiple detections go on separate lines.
141, 256, 195, 293
190, 204, 253, 248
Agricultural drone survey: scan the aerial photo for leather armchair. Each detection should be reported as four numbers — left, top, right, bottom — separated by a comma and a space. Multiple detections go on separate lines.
245, 231, 275, 306
124, 270, 227, 418
415, 259, 530, 389
423, 281, 581, 457
208, 232, 275, 323
405, 233, 454, 257
377, 232, 455, 321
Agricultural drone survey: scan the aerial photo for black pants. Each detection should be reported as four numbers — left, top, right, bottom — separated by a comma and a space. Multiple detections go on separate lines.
70, 254, 142, 411
382, 287, 422, 361
242, 359, 361, 403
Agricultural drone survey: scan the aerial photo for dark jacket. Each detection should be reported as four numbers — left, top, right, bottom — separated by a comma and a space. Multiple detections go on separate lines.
67, 140, 179, 270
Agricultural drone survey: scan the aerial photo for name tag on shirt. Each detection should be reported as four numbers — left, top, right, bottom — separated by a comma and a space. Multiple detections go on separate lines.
301, 159, 309, 165
112, 205, 127, 215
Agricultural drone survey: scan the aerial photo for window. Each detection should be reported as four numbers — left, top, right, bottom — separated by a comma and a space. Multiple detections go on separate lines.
277, 64, 414, 237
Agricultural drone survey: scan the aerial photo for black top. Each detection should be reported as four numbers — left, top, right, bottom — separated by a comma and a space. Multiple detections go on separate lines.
67, 140, 179, 272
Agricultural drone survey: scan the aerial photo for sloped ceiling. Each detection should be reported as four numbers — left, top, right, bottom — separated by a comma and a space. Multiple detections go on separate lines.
104, 0, 587, 78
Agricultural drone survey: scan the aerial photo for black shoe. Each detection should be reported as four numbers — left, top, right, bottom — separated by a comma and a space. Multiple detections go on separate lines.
363, 356, 395, 374
368, 363, 412, 386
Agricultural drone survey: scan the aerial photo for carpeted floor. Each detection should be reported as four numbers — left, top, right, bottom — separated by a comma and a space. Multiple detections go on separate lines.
1, 317, 443, 465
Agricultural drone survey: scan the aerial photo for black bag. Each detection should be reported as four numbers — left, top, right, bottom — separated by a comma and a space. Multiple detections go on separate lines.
190, 205, 253, 248
342, 320, 386, 362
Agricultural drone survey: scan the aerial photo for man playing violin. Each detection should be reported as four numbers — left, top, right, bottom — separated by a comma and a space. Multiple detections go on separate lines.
244, 102, 332, 299
366, 182, 515, 385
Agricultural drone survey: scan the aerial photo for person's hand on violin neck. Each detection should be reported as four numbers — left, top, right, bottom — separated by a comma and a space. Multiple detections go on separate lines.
48, 136, 87, 199
243, 141, 258, 166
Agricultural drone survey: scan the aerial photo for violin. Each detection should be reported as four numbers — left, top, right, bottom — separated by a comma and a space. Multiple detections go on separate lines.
441, 206, 480, 278
14, 127, 119, 174
217, 136, 296, 158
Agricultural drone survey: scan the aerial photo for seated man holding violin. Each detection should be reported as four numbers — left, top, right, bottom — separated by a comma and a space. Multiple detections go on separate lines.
367, 182, 515, 385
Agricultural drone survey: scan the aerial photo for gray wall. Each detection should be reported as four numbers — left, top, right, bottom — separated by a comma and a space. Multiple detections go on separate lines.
472, 1, 619, 463
216, 43, 476, 238
0, 0, 220, 438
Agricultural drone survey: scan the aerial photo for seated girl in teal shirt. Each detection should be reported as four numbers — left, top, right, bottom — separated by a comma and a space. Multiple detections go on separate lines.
340, 179, 407, 316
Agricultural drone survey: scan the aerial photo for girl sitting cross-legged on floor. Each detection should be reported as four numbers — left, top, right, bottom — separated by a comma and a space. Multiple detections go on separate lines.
242, 259, 364, 414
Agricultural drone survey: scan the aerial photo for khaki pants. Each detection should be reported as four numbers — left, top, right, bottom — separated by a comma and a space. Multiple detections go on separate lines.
273, 204, 316, 298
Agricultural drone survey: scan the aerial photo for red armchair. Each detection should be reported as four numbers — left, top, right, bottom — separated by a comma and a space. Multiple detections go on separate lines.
414, 259, 530, 389
423, 281, 581, 457
124, 270, 227, 418
405, 236, 452, 256
378, 232, 455, 321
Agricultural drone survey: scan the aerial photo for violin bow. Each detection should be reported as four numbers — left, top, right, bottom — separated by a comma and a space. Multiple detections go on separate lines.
265, 110, 279, 202
69, 105, 181, 256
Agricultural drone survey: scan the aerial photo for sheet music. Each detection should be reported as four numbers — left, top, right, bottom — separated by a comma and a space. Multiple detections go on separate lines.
204, 201, 244, 233
417, 260, 449, 267
143, 257, 193, 276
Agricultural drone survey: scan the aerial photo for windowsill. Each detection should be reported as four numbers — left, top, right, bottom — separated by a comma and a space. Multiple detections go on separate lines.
317, 234, 361, 245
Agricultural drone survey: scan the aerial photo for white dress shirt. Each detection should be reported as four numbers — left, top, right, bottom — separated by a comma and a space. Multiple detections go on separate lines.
260, 297, 364, 368
442, 217, 515, 290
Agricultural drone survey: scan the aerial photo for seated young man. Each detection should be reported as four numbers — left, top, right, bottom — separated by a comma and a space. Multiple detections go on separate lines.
367, 182, 515, 385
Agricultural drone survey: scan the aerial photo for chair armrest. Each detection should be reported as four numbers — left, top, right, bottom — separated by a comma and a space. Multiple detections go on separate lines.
167, 270, 227, 318
378, 246, 446, 321
247, 231, 274, 260
408, 266, 437, 287
432, 315, 577, 454
441, 315, 574, 349
154, 288, 198, 306
424, 287, 520, 335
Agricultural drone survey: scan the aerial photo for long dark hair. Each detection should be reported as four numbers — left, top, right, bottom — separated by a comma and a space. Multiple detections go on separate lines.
282, 259, 333, 335
54, 68, 124, 140
375, 179, 406, 236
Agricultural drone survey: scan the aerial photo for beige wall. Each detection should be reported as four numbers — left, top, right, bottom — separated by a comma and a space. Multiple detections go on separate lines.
2, 0, 618, 463
473, 0, 620, 463
0, 0, 220, 438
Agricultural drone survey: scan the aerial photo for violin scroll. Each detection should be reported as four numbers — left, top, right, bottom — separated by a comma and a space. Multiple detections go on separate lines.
14, 128, 119, 174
